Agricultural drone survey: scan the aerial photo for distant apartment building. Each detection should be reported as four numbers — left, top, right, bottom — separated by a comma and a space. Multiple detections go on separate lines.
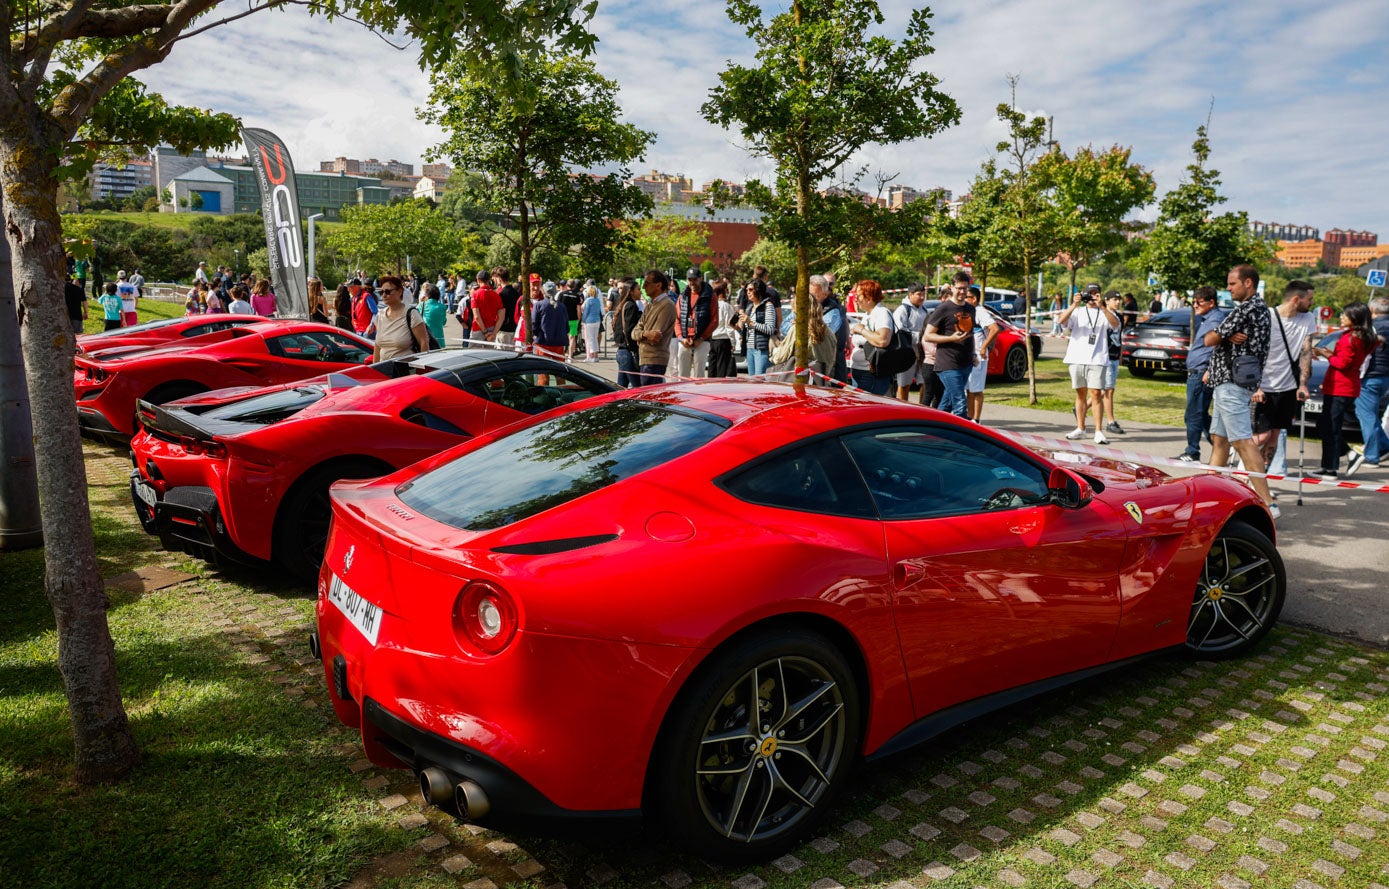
421, 162, 453, 180
701, 179, 746, 199
154, 147, 388, 219
89, 159, 153, 201
319, 156, 415, 179
1247, 220, 1319, 242
631, 170, 694, 203
413, 176, 447, 202
946, 193, 970, 218
651, 203, 763, 268
887, 185, 951, 210
1336, 244, 1389, 269
1276, 239, 1336, 269
1324, 228, 1377, 247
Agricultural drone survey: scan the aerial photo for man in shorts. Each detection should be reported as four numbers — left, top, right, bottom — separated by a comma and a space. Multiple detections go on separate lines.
1098, 291, 1127, 434
1058, 283, 1119, 444
1252, 280, 1316, 474
1206, 264, 1275, 515
892, 283, 930, 400
963, 287, 1000, 422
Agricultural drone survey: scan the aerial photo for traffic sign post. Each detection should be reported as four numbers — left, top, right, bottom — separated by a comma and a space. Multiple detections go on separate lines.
1367, 268, 1386, 294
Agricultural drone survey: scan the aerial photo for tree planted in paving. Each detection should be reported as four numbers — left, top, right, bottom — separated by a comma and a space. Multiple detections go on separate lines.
0, 0, 596, 785
701, 0, 959, 378
421, 56, 654, 338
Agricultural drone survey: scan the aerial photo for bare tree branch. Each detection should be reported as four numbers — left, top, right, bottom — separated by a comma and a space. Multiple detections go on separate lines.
168, 0, 411, 51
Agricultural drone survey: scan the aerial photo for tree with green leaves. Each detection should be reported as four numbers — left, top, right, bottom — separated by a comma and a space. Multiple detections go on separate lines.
613, 214, 710, 278
1141, 124, 1255, 294
421, 56, 654, 338
991, 78, 1062, 402
701, 0, 959, 378
324, 200, 476, 277
0, 0, 597, 785
1036, 144, 1155, 299
933, 164, 1009, 298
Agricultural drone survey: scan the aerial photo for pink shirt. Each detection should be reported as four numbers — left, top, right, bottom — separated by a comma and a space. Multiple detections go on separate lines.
250, 293, 277, 317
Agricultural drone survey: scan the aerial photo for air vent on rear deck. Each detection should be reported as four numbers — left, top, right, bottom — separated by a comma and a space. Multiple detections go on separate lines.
490, 534, 619, 555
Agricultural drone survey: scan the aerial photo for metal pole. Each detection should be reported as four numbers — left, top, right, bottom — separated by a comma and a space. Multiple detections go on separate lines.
0, 192, 43, 549
1297, 402, 1306, 507
306, 213, 324, 280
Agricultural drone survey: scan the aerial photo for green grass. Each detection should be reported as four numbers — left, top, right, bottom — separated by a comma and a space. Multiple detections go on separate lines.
0, 446, 411, 889
989, 355, 1190, 426
79, 209, 343, 234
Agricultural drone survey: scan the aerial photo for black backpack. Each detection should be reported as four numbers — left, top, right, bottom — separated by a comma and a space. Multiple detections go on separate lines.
866, 328, 917, 376
407, 307, 442, 351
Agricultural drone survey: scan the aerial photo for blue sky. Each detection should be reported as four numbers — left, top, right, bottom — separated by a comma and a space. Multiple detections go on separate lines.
142, 0, 1389, 236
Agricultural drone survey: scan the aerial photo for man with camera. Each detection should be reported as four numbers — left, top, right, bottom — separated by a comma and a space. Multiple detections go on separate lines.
1205, 264, 1275, 515
1058, 283, 1120, 444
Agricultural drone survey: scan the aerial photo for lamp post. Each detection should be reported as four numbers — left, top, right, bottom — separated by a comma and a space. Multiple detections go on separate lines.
306, 213, 324, 280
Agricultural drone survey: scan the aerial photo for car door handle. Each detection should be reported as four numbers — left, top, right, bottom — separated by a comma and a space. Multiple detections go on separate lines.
893, 562, 926, 588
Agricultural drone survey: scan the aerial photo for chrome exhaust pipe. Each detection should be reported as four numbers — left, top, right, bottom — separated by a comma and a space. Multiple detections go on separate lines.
419, 767, 452, 806
454, 779, 490, 820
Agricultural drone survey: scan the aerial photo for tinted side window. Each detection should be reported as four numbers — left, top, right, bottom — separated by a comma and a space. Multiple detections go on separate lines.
842, 426, 1049, 519
466, 368, 611, 415
722, 437, 875, 518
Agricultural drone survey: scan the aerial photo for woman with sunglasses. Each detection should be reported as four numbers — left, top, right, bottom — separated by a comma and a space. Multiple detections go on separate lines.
373, 275, 429, 362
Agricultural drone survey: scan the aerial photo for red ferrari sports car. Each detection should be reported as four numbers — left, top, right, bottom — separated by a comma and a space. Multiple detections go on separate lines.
74, 320, 373, 439
311, 381, 1284, 861
130, 350, 616, 581
76, 314, 268, 357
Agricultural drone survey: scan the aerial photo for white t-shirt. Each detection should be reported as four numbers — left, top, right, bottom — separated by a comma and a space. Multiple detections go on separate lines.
893, 301, 929, 336
1261, 307, 1318, 392
116, 281, 138, 312
850, 305, 896, 370
228, 299, 255, 315
1062, 308, 1112, 365
971, 305, 996, 349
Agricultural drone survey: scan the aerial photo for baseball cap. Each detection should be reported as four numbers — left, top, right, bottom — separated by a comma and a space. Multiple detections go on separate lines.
117, 270, 128, 280
1084, 283, 1101, 293
542, 281, 558, 296
1103, 290, 1122, 300
686, 268, 702, 280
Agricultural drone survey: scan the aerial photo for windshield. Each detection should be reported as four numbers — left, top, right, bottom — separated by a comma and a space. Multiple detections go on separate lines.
200, 387, 326, 425
398, 401, 725, 531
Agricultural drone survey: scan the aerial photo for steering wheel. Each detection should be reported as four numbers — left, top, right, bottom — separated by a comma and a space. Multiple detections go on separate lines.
502, 379, 528, 405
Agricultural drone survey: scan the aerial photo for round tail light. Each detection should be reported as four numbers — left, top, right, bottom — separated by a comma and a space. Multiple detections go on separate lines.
452, 581, 517, 655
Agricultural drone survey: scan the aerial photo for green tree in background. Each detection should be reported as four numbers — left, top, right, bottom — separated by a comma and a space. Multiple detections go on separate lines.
733, 237, 798, 287
702, 0, 959, 378
324, 200, 477, 276
421, 55, 654, 339
1142, 124, 1255, 294
615, 215, 710, 277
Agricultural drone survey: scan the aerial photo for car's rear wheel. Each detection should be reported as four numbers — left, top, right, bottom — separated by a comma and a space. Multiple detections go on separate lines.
652, 629, 860, 863
1185, 520, 1285, 659
1003, 344, 1027, 382
274, 461, 389, 584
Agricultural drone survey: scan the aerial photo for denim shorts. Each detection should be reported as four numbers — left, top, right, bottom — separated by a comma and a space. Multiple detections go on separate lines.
1100, 359, 1120, 390
1211, 382, 1254, 442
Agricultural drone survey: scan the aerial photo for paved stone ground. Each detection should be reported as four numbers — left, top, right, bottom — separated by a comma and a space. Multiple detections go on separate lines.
83, 365, 1389, 887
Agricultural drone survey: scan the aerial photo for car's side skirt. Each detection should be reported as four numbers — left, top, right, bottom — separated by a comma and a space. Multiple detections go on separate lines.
867, 646, 1181, 762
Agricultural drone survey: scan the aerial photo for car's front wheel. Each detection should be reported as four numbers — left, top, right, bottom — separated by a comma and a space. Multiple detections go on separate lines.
652, 629, 861, 863
1185, 520, 1285, 659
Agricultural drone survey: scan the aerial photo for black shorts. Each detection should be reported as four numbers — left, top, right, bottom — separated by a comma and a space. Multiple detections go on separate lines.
1252, 389, 1300, 433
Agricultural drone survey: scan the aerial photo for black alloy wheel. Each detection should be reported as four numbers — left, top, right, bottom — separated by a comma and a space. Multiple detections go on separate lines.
274, 462, 386, 584
1186, 520, 1286, 659
1003, 344, 1028, 382
653, 629, 861, 863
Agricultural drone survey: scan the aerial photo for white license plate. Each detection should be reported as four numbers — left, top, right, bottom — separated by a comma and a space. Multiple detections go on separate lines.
1133, 349, 1168, 359
1302, 400, 1322, 414
136, 480, 158, 508
327, 572, 382, 645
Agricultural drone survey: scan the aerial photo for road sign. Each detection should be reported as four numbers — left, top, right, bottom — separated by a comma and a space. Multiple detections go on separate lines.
1146, 274, 1158, 287
1367, 268, 1387, 288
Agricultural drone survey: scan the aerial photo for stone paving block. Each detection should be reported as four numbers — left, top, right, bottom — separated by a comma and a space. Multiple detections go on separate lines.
1216, 875, 1250, 889
1205, 817, 1235, 834
1119, 782, 1148, 798
1057, 780, 1084, 795
997, 868, 1027, 887
841, 819, 871, 837
1023, 847, 1055, 865
586, 866, 617, 885
967, 790, 995, 807
378, 793, 408, 810
1034, 793, 1063, 808
1179, 784, 1207, 799
441, 855, 473, 874
397, 812, 428, 829
921, 861, 955, 881
880, 840, 912, 859
949, 843, 980, 862
910, 822, 940, 841
1092, 849, 1123, 868
1344, 822, 1377, 839
806, 880, 841, 889
1008, 806, 1036, 824
731, 877, 766, 889
902, 788, 931, 805
1075, 812, 1104, 830
1140, 815, 1168, 832
1276, 757, 1302, 771
873, 804, 901, 821
1049, 828, 1081, 846
1041, 751, 1066, 765
1078, 766, 1104, 780
1311, 859, 1345, 878
1064, 870, 1098, 887
981, 749, 1007, 763
1324, 772, 1350, 787
1142, 769, 1167, 783
979, 825, 1010, 844
418, 833, 450, 852
1164, 851, 1196, 870
1291, 803, 1322, 819
958, 760, 983, 775
993, 776, 1021, 791
1187, 834, 1216, 852
931, 772, 957, 788
1156, 800, 1188, 817
771, 856, 802, 873
513, 861, 546, 879
844, 860, 876, 878
1257, 836, 1289, 854
809, 837, 839, 854
1361, 805, 1389, 823
1098, 797, 1126, 815
1330, 839, 1361, 859
485, 840, 517, 855
1142, 870, 1175, 888
1236, 855, 1268, 875
1215, 755, 1243, 769
939, 806, 968, 823
1246, 785, 1272, 800
1307, 787, 1336, 803
1018, 764, 1044, 779
1275, 818, 1304, 835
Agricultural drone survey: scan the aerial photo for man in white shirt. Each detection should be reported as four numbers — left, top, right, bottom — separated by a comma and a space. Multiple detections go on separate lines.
1253, 280, 1316, 472
193, 261, 209, 287
1058, 283, 1120, 444
892, 283, 930, 400
115, 270, 139, 327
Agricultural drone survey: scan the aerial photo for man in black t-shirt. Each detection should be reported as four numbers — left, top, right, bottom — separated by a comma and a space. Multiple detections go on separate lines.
494, 267, 519, 336
558, 279, 582, 358
923, 272, 976, 418
64, 272, 87, 339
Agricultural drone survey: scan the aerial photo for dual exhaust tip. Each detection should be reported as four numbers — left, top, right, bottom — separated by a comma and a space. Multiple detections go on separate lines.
419, 766, 490, 820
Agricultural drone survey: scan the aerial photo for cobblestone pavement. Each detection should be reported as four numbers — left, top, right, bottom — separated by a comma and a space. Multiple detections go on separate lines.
85, 438, 1389, 889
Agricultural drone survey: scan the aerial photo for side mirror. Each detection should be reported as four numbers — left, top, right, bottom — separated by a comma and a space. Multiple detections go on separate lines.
1047, 467, 1094, 510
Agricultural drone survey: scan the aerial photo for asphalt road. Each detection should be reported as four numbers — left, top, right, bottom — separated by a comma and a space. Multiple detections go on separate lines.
443, 314, 1389, 649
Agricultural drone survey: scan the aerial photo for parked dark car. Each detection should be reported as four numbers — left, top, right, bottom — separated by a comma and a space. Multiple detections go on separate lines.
1296, 330, 1389, 439
1121, 309, 1191, 377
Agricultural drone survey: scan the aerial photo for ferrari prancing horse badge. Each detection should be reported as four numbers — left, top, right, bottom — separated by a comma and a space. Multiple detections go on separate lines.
1124, 502, 1144, 525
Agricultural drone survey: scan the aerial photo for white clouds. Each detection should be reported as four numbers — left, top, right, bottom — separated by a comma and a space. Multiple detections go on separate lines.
134, 0, 1388, 233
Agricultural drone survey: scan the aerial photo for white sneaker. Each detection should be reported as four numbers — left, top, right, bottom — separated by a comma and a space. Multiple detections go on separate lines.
1268, 502, 1281, 519
1094, 430, 1109, 445
1064, 428, 1086, 440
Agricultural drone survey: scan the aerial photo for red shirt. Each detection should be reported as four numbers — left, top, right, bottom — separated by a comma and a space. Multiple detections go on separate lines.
1322, 331, 1372, 398
470, 285, 502, 333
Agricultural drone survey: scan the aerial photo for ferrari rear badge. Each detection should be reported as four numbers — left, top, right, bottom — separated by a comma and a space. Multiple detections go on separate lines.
1124, 502, 1144, 525
344, 544, 355, 574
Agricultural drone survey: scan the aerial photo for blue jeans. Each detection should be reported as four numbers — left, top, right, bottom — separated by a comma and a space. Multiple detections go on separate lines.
615, 347, 639, 388
747, 348, 770, 376
1183, 371, 1214, 458
937, 368, 968, 417
1355, 375, 1389, 463
852, 366, 892, 396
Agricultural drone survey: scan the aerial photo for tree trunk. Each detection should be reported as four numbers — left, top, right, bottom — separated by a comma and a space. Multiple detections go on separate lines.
1, 137, 140, 783
1023, 254, 1037, 404
518, 201, 532, 346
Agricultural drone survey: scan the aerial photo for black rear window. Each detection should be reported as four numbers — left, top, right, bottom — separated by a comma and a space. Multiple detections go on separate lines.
398, 401, 725, 531
199, 387, 326, 425
1144, 311, 1190, 326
